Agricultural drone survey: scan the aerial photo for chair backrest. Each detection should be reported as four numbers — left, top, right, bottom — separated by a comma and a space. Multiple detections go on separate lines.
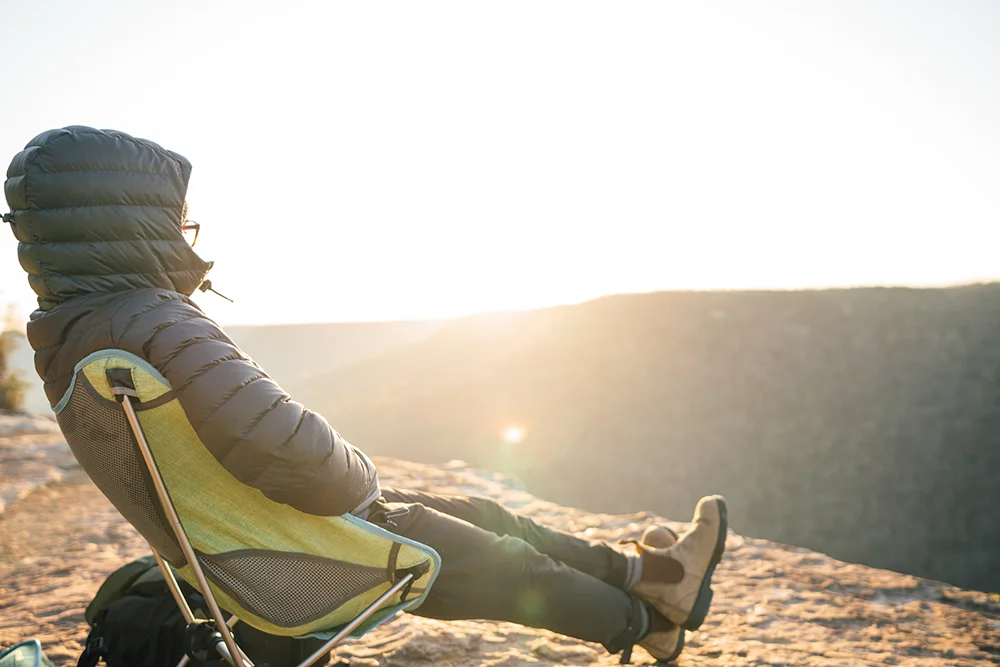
54, 349, 439, 638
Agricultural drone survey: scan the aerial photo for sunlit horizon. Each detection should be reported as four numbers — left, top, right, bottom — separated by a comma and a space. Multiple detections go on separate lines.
2, 1, 998, 327
193, 278, 1000, 328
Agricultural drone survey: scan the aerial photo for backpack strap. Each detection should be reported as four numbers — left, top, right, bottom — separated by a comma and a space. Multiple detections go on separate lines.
76, 620, 108, 667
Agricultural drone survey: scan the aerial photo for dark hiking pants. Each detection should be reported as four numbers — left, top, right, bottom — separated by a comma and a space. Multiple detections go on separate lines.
371, 487, 642, 652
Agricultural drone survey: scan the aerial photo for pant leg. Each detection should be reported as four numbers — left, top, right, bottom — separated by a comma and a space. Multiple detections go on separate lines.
370, 496, 640, 651
380, 487, 630, 588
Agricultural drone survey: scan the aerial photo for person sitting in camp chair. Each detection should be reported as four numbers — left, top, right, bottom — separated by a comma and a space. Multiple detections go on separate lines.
3, 126, 727, 664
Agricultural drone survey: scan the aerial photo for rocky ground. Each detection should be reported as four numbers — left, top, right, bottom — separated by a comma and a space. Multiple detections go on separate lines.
1, 414, 998, 666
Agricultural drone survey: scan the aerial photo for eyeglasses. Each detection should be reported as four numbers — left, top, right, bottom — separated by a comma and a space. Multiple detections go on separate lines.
181, 220, 201, 247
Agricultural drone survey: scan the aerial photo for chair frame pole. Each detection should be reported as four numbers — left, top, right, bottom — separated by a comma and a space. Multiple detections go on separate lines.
119, 394, 249, 667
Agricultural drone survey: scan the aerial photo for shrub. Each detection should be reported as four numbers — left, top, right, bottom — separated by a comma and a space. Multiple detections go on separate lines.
0, 330, 26, 412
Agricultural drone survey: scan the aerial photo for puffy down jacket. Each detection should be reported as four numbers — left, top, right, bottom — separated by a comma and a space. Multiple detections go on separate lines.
4, 126, 379, 517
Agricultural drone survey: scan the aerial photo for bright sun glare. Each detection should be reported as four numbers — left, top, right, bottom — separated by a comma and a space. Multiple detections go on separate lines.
502, 426, 525, 444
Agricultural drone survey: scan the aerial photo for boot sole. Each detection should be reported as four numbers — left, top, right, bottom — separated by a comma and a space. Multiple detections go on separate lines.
682, 497, 728, 631
653, 628, 685, 664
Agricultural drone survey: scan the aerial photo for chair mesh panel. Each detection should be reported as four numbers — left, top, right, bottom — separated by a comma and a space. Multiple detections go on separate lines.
56, 374, 183, 563
200, 551, 388, 628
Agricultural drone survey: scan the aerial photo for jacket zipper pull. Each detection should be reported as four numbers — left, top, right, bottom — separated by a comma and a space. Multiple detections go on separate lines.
198, 280, 234, 303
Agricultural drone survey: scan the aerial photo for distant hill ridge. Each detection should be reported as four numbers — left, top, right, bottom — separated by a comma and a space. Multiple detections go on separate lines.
292, 284, 1000, 594
6, 318, 445, 415
228, 319, 443, 384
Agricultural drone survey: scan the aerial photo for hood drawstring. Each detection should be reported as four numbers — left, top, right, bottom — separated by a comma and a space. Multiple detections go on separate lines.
2, 212, 12, 223
198, 280, 234, 303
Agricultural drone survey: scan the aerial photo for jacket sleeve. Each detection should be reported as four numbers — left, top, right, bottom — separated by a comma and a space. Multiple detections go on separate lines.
112, 291, 379, 517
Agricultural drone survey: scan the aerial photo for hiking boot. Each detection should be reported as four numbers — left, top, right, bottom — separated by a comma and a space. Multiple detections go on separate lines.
638, 609, 685, 663
632, 495, 728, 631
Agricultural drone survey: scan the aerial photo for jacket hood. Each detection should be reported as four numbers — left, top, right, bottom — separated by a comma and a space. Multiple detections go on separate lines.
3, 126, 213, 311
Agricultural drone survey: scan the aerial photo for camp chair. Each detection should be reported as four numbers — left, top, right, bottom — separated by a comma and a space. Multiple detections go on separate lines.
54, 350, 440, 667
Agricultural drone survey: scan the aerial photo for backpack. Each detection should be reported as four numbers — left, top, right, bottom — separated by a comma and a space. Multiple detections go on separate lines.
78, 556, 335, 667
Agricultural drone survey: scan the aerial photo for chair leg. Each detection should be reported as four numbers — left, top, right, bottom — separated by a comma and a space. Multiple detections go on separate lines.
295, 573, 415, 667
151, 548, 197, 667
119, 395, 251, 667
155, 550, 244, 667
152, 549, 196, 624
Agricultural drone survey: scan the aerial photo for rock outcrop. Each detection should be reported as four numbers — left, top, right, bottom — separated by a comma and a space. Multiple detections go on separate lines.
1, 415, 998, 666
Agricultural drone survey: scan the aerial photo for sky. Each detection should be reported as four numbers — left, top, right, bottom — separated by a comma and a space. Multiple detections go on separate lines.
1, 0, 998, 325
